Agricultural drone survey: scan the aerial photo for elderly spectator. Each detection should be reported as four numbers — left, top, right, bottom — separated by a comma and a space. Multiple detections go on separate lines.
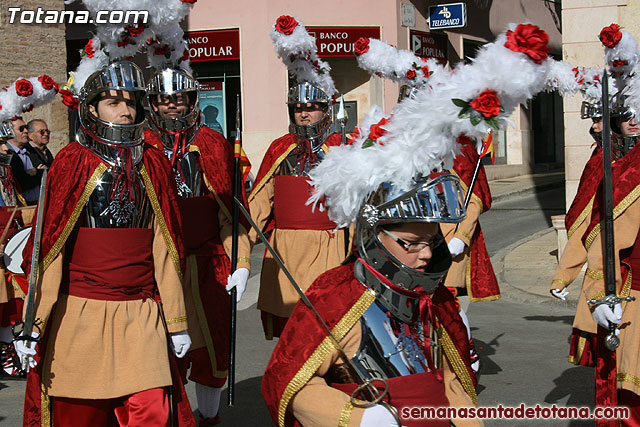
7, 117, 42, 205
27, 119, 54, 168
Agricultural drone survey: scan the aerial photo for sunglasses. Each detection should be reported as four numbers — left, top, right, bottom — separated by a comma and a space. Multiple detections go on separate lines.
18, 125, 28, 132
37, 129, 50, 135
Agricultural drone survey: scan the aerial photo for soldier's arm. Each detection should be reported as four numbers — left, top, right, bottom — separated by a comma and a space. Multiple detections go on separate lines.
290, 324, 366, 426
453, 195, 482, 247
550, 219, 588, 291
30, 249, 64, 330
443, 354, 484, 427
247, 175, 275, 248
151, 216, 188, 333
218, 207, 251, 270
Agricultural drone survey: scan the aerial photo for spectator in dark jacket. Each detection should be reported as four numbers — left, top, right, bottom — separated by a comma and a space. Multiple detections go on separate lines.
27, 119, 54, 169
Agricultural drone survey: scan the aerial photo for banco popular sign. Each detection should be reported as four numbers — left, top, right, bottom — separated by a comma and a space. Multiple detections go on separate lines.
307, 26, 381, 58
186, 29, 240, 62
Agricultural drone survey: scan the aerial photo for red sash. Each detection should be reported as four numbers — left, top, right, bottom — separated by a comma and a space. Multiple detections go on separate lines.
273, 175, 336, 230
61, 228, 155, 301
331, 373, 449, 426
177, 196, 225, 256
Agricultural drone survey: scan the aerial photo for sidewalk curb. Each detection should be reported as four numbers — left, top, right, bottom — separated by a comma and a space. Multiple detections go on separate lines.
490, 228, 577, 308
490, 180, 565, 203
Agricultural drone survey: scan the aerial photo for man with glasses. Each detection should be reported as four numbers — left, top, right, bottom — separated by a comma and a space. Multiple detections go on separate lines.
26, 119, 54, 169
7, 117, 42, 205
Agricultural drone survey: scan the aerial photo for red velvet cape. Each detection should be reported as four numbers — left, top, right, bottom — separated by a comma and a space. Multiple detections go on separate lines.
249, 132, 342, 200
583, 143, 640, 249
261, 262, 477, 427
145, 126, 250, 230
22, 141, 193, 427
565, 146, 602, 236
452, 136, 499, 301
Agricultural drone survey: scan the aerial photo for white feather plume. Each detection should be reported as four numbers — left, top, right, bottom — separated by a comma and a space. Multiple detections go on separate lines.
270, 16, 337, 97
355, 38, 443, 88
0, 76, 59, 121
308, 23, 554, 227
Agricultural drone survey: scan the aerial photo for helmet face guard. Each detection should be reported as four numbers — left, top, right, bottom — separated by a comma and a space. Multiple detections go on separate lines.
581, 101, 602, 120
356, 174, 466, 294
0, 121, 15, 141
78, 61, 146, 147
147, 68, 201, 133
287, 82, 333, 140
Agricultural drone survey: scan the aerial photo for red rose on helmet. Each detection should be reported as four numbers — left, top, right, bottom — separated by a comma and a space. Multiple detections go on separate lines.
469, 89, 501, 118
421, 65, 430, 77
117, 37, 132, 48
126, 23, 145, 37
154, 45, 169, 56
275, 15, 298, 35
504, 24, 550, 64
369, 117, 389, 141
354, 37, 370, 56
613, 59, 628, 68
600, 24, 622, 48
38, 75, 57, 92
84, 39, 95, 58
15, 79, 33, 97
405, 69, 416, 80
59, 89, 79, 110
181, 0, 197, 3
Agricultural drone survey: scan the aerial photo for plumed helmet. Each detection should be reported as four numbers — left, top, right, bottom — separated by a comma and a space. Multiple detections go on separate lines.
78, 60, 146, 147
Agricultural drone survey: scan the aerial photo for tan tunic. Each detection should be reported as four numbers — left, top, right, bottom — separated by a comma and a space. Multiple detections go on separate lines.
582, 195, 640, 395
441, 193, 483, 290
33, 217, 188, 399
291, 323, 482, 426
249, 171, 346, 318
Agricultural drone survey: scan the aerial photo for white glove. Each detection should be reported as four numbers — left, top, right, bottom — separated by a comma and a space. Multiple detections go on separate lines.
13, 331, 39, 371
550, 288, 569, 301
593, 303, 622, 334
170, 331, 191, 358
360, 404, 400, 426
447, 237, 466, 257
226, 267, 250, 303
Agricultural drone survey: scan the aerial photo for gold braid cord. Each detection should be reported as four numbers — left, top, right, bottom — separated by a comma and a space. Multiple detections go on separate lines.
277, 290, 376, 427
438, 326, 479, 406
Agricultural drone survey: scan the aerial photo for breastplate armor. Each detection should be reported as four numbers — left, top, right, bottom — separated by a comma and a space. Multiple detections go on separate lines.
82, 165, 152, 228
166, 149, 204, 198
350, 299, 440, 381
278, 140, 327, 177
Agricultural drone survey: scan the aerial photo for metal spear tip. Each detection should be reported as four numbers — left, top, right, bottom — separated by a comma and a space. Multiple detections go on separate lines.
336, 95, 347, 123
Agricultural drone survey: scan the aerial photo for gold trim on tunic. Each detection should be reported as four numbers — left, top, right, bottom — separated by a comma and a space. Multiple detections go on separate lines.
585, 183, 640, 250
618, 373, 640, 388
277, 289, 376, 427
188, 255, 228, 379
248, 144, 297, 203
551, 279, 569, 288
585, 269, 604, 280
438, 326, 479, 406
166, 315, 187, 325
338, 400, 354, 427
567, 196, 594, 239
140, 165, 183, 282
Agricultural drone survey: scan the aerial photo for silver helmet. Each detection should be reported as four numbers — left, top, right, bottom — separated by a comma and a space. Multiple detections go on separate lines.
147, 68, 201, 137
398, 85, 420, 102
610, 92, 640, 157
77, 61, 147, 152
0, 121, 15, 140
287, 82, 333, 142
354, 173, 466, 323
580, 101, 603, 144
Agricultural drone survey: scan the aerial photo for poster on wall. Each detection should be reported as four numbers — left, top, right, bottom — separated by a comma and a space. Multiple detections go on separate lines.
199, 81, 226, 138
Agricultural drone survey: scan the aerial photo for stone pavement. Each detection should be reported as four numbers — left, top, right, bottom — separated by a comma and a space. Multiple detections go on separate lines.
487, 170, 582, 308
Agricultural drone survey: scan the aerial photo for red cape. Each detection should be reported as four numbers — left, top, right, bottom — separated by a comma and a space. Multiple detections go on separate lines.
249, 132, 342, 201
565, 146, 602, 237
22, 141, 193, 427
145, 126, 250, 230
583, 143, 640, 250
261, 262, 477, 427
451, 136, 499, 301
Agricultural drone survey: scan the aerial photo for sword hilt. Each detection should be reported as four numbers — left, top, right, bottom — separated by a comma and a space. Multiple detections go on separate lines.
587, 294, 635, 350
350, 378, 403, 426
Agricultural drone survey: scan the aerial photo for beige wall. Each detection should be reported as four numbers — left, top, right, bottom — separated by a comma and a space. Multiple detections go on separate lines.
562, 0, 629, 210
0, 0, 69, 154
